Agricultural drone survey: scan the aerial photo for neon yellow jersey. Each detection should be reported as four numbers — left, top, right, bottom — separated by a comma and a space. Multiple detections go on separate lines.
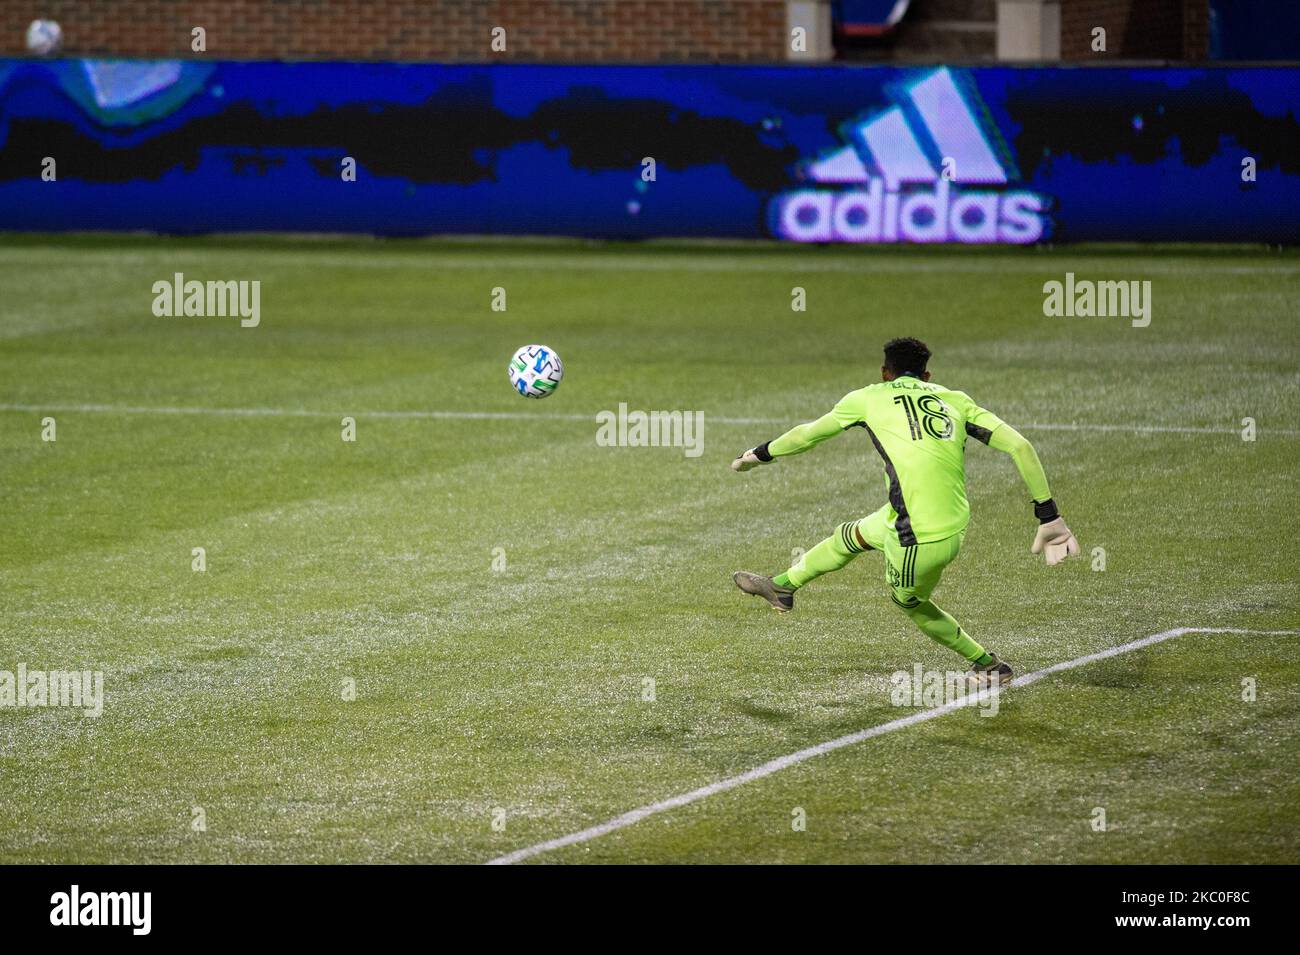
766, 376, 1007, 545
827, 377, 1004, 543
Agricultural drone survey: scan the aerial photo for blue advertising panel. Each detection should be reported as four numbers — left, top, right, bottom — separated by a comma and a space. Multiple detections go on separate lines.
0, 59, 1296, 243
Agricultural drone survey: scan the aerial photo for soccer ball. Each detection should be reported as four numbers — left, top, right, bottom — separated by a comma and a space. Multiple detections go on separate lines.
508, 344, 563, 398
25, 20, 62, 56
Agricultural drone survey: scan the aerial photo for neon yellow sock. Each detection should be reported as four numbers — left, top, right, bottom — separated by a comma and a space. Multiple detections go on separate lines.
785, 522, 865, 588
899, 599, 987, 663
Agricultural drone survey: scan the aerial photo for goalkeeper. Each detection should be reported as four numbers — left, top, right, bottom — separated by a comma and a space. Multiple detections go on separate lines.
730, 337, 1078, 685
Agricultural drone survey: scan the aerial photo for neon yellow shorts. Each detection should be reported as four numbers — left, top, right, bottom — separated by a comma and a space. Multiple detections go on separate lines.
852, 506, 964, 608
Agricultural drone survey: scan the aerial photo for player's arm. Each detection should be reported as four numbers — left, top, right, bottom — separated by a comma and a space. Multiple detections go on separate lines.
986, 423, 1051, 502
984, 423, 1079, 566
730, 411, 844, 472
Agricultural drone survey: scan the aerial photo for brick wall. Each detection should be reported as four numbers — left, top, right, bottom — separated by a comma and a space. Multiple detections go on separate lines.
0, 0, 789, 62
1061, 0, 1208, 60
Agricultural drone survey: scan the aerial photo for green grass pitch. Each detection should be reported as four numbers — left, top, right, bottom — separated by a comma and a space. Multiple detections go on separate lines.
1, 234, 1298, 864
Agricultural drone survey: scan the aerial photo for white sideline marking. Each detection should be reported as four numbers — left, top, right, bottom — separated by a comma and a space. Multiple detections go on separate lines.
1021, 422, 1294, 436
485, 627, 1299, 865
0, 402, 774, 426
0, 402, 597, 422
1, 403, 1295, 437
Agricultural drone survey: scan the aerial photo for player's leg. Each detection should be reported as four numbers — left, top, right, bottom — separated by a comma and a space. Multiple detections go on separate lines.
884, 533, 1012, 683
733, 507, 886, 612
779, 510, 882, 588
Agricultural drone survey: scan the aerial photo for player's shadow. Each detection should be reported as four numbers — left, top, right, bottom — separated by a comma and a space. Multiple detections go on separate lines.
731, 699, 796, 723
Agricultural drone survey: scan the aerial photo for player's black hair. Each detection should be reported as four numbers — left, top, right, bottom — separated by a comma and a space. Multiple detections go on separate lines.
883, 337, 931, 377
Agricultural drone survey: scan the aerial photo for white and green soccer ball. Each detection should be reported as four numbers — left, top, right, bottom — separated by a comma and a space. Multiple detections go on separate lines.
508, 344, 563, 399
25, 19, 62, 56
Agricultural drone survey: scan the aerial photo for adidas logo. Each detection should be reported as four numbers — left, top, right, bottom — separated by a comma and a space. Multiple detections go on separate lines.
770, 68, 1049, 245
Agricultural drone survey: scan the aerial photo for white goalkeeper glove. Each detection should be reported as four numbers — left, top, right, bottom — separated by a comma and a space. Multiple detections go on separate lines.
731, 443, 773, 472
1030, 500, 1079, 566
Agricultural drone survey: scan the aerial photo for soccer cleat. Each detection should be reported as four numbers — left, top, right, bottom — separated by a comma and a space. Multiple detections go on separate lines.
967, 653, 1013, 688
732, 571, 795, 612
